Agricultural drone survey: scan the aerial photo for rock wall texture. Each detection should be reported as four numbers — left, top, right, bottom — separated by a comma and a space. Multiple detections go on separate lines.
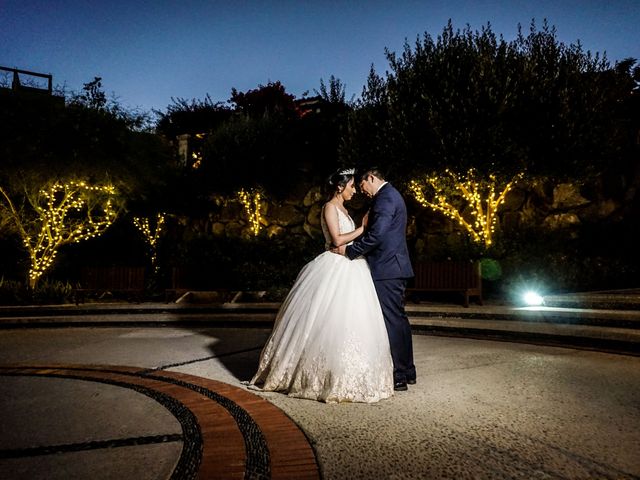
179, 173, 638, 258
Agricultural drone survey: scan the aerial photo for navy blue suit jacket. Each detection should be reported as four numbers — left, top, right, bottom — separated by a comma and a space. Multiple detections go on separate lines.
346, 183, 414, 280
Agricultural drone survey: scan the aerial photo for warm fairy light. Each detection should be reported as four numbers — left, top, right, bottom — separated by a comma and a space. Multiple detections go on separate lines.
0, 181, 118, 288
191, 151, 202, 169
409, 169, 523, 248
190, 133, 206, 169
133, 213, 165, 271
237, 188, 264, 236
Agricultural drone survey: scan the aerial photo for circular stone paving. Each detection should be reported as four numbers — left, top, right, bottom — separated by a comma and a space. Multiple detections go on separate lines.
0, 365, 319, 479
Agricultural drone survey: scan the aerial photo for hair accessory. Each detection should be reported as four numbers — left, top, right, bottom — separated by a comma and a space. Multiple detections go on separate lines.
338, 168, 355, 176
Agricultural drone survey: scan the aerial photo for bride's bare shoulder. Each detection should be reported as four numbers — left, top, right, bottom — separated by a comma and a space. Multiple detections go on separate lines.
322, 202, 339, 220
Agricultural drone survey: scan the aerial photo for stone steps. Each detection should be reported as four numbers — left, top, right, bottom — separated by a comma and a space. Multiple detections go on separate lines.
1, 293, 639, 355
404, 289, 640, 355
543, 289, 640, 310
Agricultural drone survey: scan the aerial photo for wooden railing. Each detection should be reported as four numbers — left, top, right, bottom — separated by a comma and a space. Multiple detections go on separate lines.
0, 66, 53, 94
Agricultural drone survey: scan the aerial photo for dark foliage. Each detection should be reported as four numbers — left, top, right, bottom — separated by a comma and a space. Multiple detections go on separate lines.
197, 81, 350, 198
0, 278, 74, 305
154, 95, 232, 138
167, 232, 323, 291
343, 20, 637, 183
495, 219, 640, 299
230, 81, 298, 119
0, 78, 175, 215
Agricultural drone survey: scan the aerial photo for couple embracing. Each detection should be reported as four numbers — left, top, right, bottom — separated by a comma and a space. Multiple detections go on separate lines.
248, 167, 416, 402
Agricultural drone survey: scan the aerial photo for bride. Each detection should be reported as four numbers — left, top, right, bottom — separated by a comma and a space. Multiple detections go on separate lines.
247, 168, 394, 403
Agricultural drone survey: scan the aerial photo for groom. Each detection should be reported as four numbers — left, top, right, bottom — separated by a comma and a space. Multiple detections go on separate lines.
335, 167, 416, 391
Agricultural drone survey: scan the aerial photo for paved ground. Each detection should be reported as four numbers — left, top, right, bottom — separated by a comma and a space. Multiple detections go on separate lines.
1, 322, 639, 479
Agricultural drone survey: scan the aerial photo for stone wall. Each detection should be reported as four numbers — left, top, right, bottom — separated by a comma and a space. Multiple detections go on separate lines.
179, 174, 637, 258
181, 186, 327, 242
411, 172, 636, 258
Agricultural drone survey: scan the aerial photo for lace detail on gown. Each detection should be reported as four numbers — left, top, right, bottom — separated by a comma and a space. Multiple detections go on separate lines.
249, 203, 393, 403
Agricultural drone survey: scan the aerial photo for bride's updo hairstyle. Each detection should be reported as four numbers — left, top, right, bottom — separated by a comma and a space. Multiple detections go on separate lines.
325, 167, 355, 199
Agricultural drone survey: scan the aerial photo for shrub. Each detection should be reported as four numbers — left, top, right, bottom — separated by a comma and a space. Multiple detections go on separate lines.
491, 223, 640, 299
0, 278, 74, 305
167, 232, 323, 293
30, 279, 75, 304
0, 278, 28, 305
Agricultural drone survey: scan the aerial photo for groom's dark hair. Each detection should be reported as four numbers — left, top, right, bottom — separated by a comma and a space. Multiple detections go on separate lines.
358, 167, 385, 183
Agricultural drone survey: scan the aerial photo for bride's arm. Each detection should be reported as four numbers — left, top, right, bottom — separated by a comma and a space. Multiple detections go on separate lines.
323, 205, 364, 247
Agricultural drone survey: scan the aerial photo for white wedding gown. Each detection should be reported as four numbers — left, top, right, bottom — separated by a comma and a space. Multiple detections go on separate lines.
248, 205, 393, 403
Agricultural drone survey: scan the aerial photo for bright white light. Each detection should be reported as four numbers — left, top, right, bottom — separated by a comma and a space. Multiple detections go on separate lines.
523, 291, 544, 306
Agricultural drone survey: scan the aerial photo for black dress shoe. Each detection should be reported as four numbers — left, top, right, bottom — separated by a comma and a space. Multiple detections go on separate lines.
394, 381, 408, 391
407, 378, 416, 385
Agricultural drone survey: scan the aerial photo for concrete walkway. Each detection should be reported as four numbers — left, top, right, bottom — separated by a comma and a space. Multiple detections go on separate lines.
1, 313, 639, 479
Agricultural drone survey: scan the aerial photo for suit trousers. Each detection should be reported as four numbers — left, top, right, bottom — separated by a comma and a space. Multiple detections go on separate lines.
373, 278, 416, 383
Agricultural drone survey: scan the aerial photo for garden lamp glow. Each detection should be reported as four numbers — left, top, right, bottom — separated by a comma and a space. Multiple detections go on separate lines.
523, 291, 544, 306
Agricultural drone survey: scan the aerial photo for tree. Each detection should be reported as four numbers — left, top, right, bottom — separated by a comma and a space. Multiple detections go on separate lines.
315, 75, 354, 106
340, 20, 639, 256
0, 179, 120, 288
342, 20, 636, 182
201, 82, 306, 198
72, 76, 107, 111
0, 77, 174, 215
68, 76, 151, 131
409, 169, 523, 248
153, 79, 355, 202
132, 213, 165, 271
237, 189, 265, 236
202, 112, 300, 197
341, 66, 392, 169
230, 81, 298, 119
154, 95, 232, 138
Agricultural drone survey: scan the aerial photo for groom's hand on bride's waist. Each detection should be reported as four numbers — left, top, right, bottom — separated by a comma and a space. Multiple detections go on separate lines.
330, 244, 347, 256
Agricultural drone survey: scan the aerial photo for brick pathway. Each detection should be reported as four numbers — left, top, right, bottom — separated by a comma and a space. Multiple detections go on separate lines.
0, 365, 320, 479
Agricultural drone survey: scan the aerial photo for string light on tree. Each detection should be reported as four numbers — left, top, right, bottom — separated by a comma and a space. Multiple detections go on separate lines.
191, 151, 202, 169
0, 180, 118, 288
409, 169, 523, 248
191, 133, 206, 169
237, 188, 264, 236
132, 213, 166, 271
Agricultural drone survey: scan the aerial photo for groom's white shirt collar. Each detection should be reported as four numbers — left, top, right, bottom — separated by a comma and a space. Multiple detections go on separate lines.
375, 181, 388, 196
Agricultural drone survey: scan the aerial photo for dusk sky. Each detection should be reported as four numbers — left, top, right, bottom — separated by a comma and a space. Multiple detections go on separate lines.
2, 0, 639, 113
